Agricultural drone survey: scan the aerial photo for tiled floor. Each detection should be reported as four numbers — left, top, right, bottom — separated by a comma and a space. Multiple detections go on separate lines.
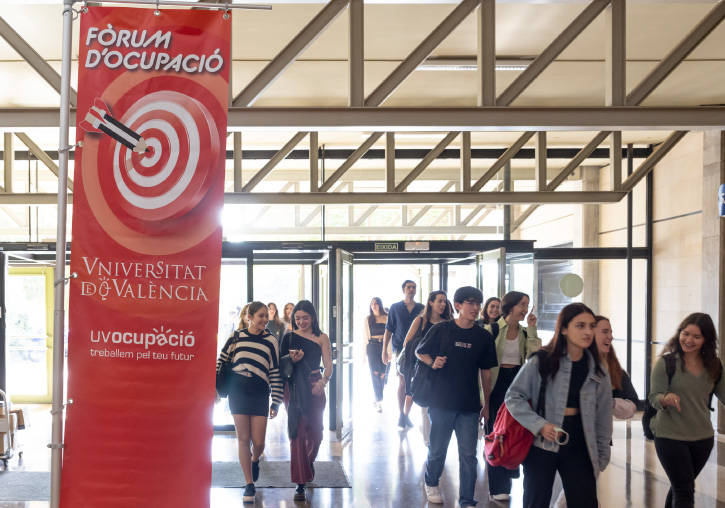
4, 386, 725, 507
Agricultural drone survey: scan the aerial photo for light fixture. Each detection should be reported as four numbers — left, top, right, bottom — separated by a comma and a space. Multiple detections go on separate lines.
416, 56, 533, 72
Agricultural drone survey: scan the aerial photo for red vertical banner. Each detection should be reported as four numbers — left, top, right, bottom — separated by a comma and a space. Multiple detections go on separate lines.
62, 7, 229, 507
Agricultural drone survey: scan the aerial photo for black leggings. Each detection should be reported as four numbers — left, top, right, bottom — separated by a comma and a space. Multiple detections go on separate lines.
654, 436, 713, 508
522, 415, 597, 508
366, 340, 388, 402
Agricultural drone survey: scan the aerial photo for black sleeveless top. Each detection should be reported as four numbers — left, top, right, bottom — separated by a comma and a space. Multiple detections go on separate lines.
283, 331, 323, 370
369, 319, 386, 337
566, 356, 588, 408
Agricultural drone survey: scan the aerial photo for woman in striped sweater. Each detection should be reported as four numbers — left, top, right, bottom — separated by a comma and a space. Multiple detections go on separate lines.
217, 301, 283, 504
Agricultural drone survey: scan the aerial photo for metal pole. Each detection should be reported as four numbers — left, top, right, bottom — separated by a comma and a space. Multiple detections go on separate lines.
626, 143, 633, 376
76, 0, 271, 10
50, 2, 73, 506
503, 161, 511, 241
645, 167, 654, 398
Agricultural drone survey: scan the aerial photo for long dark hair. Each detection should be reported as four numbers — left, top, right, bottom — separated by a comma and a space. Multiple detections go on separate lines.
481, 296, 501, 324
663, 312, 721, 381
421, 290, 451, 325
291, 300, 322, 336
595, 315, 624, 390
539, 302, 604, 379
368, 297, 388, 328
267, 302, 283, 327
501, 291, 528, 318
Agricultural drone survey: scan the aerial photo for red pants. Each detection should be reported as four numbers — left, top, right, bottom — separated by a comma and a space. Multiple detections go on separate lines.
284, 373, 326, 484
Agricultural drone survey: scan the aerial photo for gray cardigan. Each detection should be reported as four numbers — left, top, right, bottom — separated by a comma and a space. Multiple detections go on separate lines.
504, 350, 613, 476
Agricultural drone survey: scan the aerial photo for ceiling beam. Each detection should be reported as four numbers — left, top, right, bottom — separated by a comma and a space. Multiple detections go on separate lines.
471, 131, 535, 191
625, 1, 725, 106
496, 0, 609, 106
407, 181, 455, 226
545, 131, 611, 191
319, 132, 383, 192
3, 191, 626, 205
241, 132, 308, 192
621, 131, 688, 192
5, 107, 724, 130
232, 0, 349, 107
396, 132, 459, 191
233, 225, 498, 235
3, 133, 11, 193
349, 0, 364, 107
364, 0, 479, 106
14, 132, 74, 191
0, 16, 78, 107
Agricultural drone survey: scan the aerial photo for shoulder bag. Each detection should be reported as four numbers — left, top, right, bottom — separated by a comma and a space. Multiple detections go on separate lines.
484, 354, 549, 470
410, 323, 450, 408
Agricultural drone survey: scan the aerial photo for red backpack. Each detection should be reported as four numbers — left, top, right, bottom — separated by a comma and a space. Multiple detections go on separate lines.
484, 366, 548, 470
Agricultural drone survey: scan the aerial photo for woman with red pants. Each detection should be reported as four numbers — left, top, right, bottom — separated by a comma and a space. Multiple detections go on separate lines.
281, 300, 333, 501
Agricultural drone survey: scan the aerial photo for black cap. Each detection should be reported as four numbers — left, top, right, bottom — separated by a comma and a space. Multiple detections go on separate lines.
453, 286, 483, 304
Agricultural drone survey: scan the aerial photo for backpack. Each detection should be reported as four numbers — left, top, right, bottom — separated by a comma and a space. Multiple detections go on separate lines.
484, 355, 548, 470
642, 353, 722, 440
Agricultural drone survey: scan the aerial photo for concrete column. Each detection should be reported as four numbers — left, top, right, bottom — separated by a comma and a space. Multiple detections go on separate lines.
702, 131, 725, 431
579, 165, 600, 308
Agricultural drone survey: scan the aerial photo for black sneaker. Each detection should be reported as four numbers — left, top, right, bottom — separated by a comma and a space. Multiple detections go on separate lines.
397, 413, 406, 428
294, 484, 306, 501
243, 483, 255, 504
403, 413, 414, 428
252, 460, 260, 482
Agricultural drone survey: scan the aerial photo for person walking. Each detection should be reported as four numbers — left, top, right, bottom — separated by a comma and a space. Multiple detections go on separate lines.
478, 296, 502, 327
280, 300, 333, 502
483, 291, 541, 502
594, 315, 638, 418
505, 302, 612, 508
382, 280, 425, 428
363, 297, 388, 411
282, 302, 294, 333
649, 312, 725, 508
551, 315, 638, 507
400, 290, 451, 443
416, 286, 497, 507
238, 302, 251, 330
266, 302, 286, 339
216, 302, 282, 504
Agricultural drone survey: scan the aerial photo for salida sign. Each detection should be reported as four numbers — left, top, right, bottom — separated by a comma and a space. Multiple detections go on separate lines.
61, 7, 229, 508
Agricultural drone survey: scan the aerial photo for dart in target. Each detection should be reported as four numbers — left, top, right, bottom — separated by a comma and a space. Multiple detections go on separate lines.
81, 98, 148, 154
92, 90, 221, 224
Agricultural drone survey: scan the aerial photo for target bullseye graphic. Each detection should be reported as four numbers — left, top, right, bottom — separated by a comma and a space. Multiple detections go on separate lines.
107, 90, 219, 222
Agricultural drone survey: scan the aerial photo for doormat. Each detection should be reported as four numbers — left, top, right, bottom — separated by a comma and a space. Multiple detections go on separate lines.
211, 460, 351, 488
0, 461, 350, 501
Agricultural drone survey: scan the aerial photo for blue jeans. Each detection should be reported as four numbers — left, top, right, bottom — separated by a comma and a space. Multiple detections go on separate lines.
425, 406, 479, 507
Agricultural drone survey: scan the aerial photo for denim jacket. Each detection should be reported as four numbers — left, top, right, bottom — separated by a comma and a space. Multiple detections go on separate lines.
504, 350, 613, 476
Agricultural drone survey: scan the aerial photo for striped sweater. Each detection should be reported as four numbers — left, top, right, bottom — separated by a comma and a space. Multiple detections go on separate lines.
217, 328, 283, 409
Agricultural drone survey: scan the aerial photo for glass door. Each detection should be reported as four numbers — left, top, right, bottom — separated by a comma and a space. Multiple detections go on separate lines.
213, 261, 247, 429
328, 248, 353, 439
7, 267, 54, 403
477, 247, 506, 300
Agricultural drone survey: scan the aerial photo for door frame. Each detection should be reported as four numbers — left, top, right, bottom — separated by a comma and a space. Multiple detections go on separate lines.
7, 266, 54, 403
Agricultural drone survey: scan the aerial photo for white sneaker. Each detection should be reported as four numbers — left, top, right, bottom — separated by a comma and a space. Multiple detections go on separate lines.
374, 401, 382, 413
425, 484, 443, 504
490, 493, 510, 501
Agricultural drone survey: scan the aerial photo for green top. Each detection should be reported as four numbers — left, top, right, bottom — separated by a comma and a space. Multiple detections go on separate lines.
484, 317, 541, 389
649, 355, 725, 441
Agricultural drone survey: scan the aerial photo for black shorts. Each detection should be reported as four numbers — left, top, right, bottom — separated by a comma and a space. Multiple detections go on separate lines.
228, 372, 270, 416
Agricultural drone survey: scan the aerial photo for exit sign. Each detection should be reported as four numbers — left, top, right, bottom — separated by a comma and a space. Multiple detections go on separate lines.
374, 242, 399, 252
